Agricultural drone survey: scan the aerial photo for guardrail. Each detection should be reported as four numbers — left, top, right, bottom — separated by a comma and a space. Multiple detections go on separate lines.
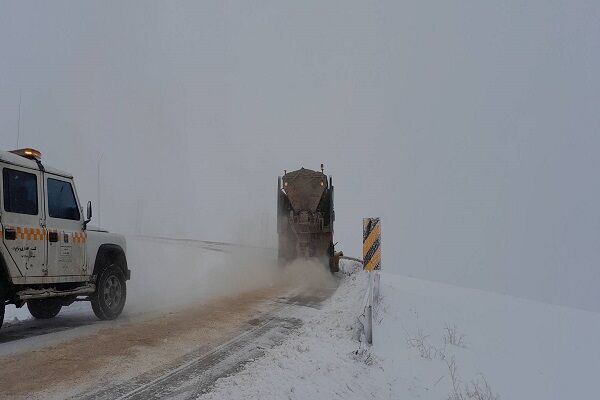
129, 234, 275, 250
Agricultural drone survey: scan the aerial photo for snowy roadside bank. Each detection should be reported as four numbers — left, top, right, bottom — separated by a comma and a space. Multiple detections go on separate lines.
377, 273, 600, 399
200, 265, 600, 400
198, 261, 382, 400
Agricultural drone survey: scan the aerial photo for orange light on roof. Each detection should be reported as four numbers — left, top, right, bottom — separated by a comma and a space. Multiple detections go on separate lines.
10, 148, 42, 160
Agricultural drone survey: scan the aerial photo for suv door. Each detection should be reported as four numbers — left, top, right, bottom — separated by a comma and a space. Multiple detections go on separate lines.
1, 166, 47, 277
44, 175, 86, 277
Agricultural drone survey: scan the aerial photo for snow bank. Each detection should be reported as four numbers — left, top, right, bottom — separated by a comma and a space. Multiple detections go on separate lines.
377, 273, 600, 399
199, 262, 383, 400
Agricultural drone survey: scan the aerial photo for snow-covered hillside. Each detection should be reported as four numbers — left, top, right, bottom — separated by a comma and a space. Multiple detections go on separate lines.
200, 263, 600, 399
377, 273, 600, 399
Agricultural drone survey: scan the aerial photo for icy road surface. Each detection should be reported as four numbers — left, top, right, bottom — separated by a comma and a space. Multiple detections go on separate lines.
0, 282, 339, 400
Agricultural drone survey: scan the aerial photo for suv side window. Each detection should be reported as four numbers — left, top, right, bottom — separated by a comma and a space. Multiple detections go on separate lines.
2, 168, 38, 215
47, 178, 80, 220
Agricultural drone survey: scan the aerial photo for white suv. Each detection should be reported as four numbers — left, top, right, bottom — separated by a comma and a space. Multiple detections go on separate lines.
0, 148, 130, 329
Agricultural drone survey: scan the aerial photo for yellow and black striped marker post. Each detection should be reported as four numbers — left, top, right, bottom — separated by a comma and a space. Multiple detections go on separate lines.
363, 218, 381, 272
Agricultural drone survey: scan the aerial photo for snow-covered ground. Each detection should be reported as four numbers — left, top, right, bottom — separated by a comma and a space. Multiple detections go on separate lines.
4, 253, 600, 399
200, 263, 600, 400
198, 261, 382, 400
377, 273, 600, 399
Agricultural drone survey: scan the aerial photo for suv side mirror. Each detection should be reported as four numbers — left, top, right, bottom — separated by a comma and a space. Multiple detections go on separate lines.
84, 201, 92, 229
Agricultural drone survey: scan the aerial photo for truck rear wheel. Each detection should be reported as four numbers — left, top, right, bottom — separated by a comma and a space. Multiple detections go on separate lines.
27, 299, 62, 319
91, 264, 126, 320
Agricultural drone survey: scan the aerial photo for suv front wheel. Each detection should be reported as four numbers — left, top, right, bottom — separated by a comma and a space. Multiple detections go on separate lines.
91, 264, 127, 320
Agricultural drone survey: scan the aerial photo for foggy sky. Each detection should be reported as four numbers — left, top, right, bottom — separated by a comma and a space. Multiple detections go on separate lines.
1, 1, 599, 311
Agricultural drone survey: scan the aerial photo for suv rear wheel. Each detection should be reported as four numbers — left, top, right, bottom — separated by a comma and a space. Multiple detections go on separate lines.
27, 299, 62, 319
91, 264, 126, 320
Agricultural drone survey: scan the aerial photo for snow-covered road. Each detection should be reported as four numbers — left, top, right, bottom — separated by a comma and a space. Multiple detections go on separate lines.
0, 236, 341, 400
0, 282, 339, 400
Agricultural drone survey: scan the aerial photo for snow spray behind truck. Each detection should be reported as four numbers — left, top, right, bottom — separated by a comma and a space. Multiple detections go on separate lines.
277, 165, 341, 272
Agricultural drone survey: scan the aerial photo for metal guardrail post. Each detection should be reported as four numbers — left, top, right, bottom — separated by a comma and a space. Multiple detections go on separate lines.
365, 271, 373, 344
365, 303, 373, 344
373, 271, 380, 304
